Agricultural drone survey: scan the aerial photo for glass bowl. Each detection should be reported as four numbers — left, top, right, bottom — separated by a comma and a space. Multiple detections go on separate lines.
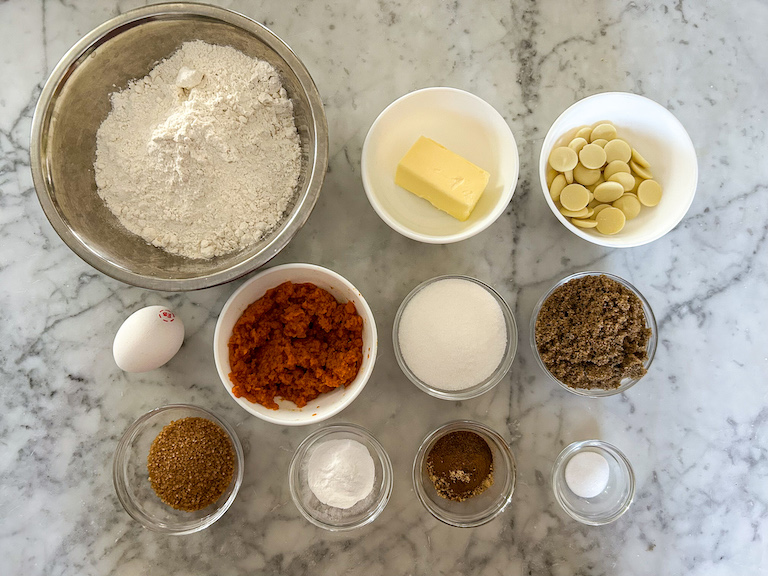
113, 404, 244, 535
393, 275, 518, 400
552, 440, 635, 525
530, 271, 657, 397
288, 423, 393, 531
413, 420, 516, 528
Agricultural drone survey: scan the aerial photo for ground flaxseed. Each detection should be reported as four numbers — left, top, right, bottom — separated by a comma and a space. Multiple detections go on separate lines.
147, 417, 235, 512
535, 274, 651, 390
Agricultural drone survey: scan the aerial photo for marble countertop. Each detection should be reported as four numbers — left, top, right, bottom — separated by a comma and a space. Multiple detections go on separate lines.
2, 0, 767, 574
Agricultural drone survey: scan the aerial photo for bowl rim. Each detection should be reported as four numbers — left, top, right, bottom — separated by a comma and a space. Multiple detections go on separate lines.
392, 274, 518, 400
361, 86, 520, 244
112, 403, 245, 535
213, 263, 378, 426
29, 2, 328, 291
538, 91, 698, 248
287, 423, 394, 531
551, 439, 635, 526
529, 271, 658, 397
412, 419, 516, 528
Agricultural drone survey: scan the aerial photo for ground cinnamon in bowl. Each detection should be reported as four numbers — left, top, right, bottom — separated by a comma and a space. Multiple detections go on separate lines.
426, 431, 494, 502
228, 281, 364, 410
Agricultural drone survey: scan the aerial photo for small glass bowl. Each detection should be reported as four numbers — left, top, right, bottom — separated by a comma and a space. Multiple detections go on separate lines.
289, 423, 393, 531
113, 404, 244, 535
413, 420, 516, 528
393, 275, 518, 400
551, 440, 635, 525
530, 271, 657, 397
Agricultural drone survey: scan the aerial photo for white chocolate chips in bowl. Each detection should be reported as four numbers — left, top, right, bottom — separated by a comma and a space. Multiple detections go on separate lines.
538, 92, 698, 248
546, 122, 662, 236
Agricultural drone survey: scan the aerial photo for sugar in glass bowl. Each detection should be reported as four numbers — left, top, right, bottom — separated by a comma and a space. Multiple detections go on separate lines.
288, 423, 393, 531
393, 275, 517, 400
30, 3, 328, 291
113, 404, 244, 535
530, 271, 657, 397
413, 420, 516, 528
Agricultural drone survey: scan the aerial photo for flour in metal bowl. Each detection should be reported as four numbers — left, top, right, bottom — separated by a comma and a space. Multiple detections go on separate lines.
95, 40, 301, 259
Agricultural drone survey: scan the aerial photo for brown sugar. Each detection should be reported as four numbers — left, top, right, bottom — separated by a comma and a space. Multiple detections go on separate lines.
228, 281, 364, 410
426, 431, 494, 502
535, 274, 651, 390
147, 417, 234, 512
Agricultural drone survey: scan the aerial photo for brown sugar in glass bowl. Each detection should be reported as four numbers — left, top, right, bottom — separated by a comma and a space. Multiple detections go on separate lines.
531, 271, 657, 397
113, 404, 244, 535
147, 417, 235, 512
228, 281, 364, 410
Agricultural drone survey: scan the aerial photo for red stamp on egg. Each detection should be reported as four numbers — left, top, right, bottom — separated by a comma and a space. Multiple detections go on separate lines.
159, 310, 175, 322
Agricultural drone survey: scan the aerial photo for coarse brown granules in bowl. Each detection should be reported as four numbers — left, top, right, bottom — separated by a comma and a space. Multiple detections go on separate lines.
113, 404, 244, 535
530, 272, 657, 398
147, 417, 235, 512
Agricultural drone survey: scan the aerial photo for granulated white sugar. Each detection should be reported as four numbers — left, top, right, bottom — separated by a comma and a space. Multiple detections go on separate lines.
397, 278, 507, 390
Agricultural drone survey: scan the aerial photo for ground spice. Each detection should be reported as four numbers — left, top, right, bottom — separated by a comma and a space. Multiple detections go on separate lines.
426, 431, 494, 501
147, 417, 234, 512
535, 274, 651, 390
228, 281, 364, 410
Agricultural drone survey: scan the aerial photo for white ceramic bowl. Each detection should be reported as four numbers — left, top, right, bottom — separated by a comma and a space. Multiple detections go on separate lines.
539, 92, 698, 248
362, 87, 519, 243
213, 263, 377, 425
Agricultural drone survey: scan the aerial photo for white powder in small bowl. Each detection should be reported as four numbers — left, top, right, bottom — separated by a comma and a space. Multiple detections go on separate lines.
94, 41, 301, 259
565, 451, 610, 499
307, 439, 375, 509
397, 278, 507, 390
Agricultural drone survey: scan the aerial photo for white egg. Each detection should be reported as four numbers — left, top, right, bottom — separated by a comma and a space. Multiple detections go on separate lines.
113, 306, 185, 373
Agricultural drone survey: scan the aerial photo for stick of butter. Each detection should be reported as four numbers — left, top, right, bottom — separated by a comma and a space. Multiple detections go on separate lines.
395, 136, 490, 221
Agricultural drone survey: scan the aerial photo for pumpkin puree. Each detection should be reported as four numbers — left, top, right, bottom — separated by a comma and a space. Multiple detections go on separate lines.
228, 281, 364, 410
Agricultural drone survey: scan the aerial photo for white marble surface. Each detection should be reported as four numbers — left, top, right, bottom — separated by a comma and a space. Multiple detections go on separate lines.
2, 0, 767, 574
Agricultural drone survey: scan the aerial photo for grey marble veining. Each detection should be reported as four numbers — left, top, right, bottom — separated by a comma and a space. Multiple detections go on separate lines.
1, 0, 767, 574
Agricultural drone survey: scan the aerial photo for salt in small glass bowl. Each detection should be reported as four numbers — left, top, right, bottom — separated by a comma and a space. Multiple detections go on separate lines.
551, 439, 635, 525
393, 275, 518, 400
413, 420, 516, 528
288, 423, 393, 531
113, 404, 244, 535
530, 271, 657, 397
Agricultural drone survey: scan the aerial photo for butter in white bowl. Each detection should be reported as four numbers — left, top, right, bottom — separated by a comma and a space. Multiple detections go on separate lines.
395, 136, 490, 222
362, 87, 519, 244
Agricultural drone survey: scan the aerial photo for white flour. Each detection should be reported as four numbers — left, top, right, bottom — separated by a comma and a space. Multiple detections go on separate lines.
94, 41, 301, 259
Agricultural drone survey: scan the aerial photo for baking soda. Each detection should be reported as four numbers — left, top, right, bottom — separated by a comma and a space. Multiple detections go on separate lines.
307, 439, 375, 509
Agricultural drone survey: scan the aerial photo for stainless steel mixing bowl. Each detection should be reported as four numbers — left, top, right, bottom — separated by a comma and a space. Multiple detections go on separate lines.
30, 3, 328, 291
